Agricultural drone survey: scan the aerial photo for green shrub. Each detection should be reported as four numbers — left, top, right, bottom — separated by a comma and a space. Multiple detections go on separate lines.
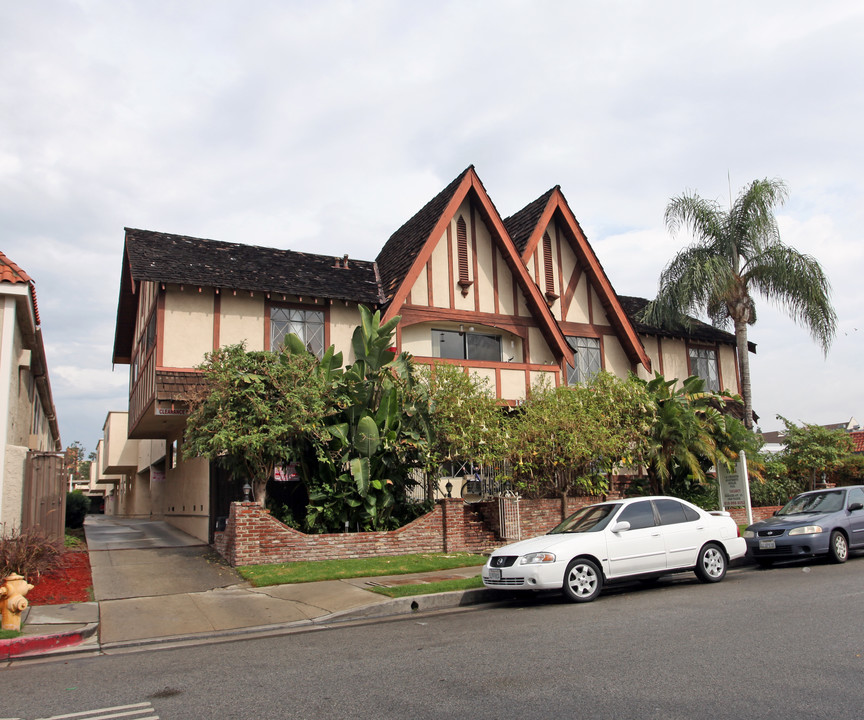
65, 491, 90, 529
0, 526, 64, 581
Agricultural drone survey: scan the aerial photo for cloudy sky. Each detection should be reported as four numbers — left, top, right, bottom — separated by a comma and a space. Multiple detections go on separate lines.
3, 1, 862, 453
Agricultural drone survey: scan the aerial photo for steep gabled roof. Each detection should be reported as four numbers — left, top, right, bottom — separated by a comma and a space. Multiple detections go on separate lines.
504, 187, 558, 255
505, 188, 652, 372
376, 167, 574, 364
376, 167, 473, 303
113, 229, 382, 363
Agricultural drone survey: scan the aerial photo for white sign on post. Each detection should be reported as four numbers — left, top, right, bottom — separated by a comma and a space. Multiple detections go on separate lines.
717, 450, 752, 525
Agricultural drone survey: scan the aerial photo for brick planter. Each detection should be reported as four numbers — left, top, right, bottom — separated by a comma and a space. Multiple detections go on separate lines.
213, 499, 499, 567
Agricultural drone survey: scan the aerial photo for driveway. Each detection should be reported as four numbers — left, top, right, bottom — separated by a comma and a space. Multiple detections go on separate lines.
85, 515, 241, 602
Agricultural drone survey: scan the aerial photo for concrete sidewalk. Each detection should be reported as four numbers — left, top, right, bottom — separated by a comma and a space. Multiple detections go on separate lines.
4, 516, 489, 661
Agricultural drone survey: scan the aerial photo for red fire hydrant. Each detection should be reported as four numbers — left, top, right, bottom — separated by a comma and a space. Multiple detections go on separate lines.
1, 573, 34, 631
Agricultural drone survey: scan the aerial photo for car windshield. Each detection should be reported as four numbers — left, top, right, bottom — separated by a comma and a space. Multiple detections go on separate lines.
779, 490, 844, 516
549, 503, 619, 534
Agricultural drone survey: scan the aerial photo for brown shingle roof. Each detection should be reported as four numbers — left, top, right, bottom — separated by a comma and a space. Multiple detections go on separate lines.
124, 229, 381, 304
617, 295, 745, 348
503, 188, 557, 255
375, 166, 473, 303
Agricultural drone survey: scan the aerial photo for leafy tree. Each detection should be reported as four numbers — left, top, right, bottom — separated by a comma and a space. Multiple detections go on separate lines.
776, 415, 854, 490
291, 306, 432, 532
183, 343, 336, 507
418, 362, 506, 495
64, 441, 90, 484
639, 374, 759, 496
749, 452, 801, 506
506, 373, 655, 499
642, 178, 837, 429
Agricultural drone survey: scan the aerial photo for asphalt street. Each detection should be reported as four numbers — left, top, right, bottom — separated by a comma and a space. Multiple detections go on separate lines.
4, 552, 864, 720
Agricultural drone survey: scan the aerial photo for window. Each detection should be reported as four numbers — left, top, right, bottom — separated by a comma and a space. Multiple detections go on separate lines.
689, 347, 719, 391
566, 336, 601, 384
847, 488, 864, 507
616, 501, 656, 530
435, 329, 501, 362
654, 498, 700, 525
271, 307, 325, 358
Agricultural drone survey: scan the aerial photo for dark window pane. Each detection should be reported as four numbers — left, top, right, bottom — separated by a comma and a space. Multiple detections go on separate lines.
436, 330, 465, 359
655, 499, 688, 525
466, 333, 500, 361
617, 501, 655, 530
683, 505, 700, 522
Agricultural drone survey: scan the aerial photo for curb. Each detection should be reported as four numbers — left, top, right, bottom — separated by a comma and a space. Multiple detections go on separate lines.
0, 622, 99, 661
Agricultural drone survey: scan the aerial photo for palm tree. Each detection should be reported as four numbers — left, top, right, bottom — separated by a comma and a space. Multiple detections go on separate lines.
642, 178, 837, 429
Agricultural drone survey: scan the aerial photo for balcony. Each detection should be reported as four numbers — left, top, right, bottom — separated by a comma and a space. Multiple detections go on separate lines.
128, 350, 201, 439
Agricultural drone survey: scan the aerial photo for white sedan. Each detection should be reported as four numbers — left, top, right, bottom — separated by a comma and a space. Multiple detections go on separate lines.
483, 496, 746, 602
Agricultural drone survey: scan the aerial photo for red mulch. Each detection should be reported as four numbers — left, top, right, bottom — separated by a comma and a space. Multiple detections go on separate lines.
26, 551, 94, 605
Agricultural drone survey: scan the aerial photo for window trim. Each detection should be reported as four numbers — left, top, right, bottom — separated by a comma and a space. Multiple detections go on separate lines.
565, 335, 603, 385
267, 302, 330, 357
687, 344, 720, 392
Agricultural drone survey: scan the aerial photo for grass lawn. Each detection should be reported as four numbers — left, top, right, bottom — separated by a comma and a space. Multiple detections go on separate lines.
0, 629, 22, 640
237, 552, 486, 587
369, 575, 484, 598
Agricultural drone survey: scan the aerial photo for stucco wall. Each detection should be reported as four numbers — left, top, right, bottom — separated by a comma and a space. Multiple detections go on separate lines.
603, 335, 631, 377
719, 345, 739, 393
162, 450, 210, 542
330, 304, 362, 363
220, 293, 265, 350
1, 444, 27, 528
162, 287, 215, 368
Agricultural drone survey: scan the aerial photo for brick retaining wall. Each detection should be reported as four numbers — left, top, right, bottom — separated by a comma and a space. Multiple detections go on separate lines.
213, 497, 783, 567
213, 499, 499, 567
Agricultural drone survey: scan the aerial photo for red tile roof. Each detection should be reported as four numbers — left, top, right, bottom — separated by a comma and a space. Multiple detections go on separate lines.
0, 251, 39, 324
851, 431, 864, 453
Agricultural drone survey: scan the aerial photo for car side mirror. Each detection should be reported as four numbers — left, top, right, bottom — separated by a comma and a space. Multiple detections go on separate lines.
848, 502, 864, 512
611, 521, 631, 533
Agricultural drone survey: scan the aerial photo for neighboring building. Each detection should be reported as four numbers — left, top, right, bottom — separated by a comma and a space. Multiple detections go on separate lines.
109, 167, 747, 541
761, 417, 861, 454
0, 252, 62, 531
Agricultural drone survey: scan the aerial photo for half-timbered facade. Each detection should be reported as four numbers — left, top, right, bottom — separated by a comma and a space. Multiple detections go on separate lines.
109, 166, 747, 540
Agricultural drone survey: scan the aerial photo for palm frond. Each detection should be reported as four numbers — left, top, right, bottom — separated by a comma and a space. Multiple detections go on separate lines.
746, 243, 837, 353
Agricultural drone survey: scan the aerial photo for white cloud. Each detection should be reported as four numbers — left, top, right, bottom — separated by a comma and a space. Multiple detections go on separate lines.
2, 0, 862, 448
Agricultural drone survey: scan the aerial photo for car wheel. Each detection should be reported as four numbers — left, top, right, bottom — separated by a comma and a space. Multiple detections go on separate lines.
695, 543, 727, 583
562, 558, 603, 603
829, 530, 848, 564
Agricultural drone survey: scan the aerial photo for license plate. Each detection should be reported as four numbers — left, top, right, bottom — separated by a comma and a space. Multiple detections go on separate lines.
489, 568, 502, 581
759, 539, 776, 550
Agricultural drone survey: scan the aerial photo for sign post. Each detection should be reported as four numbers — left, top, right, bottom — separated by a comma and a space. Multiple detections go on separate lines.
717, 450, 752, 525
